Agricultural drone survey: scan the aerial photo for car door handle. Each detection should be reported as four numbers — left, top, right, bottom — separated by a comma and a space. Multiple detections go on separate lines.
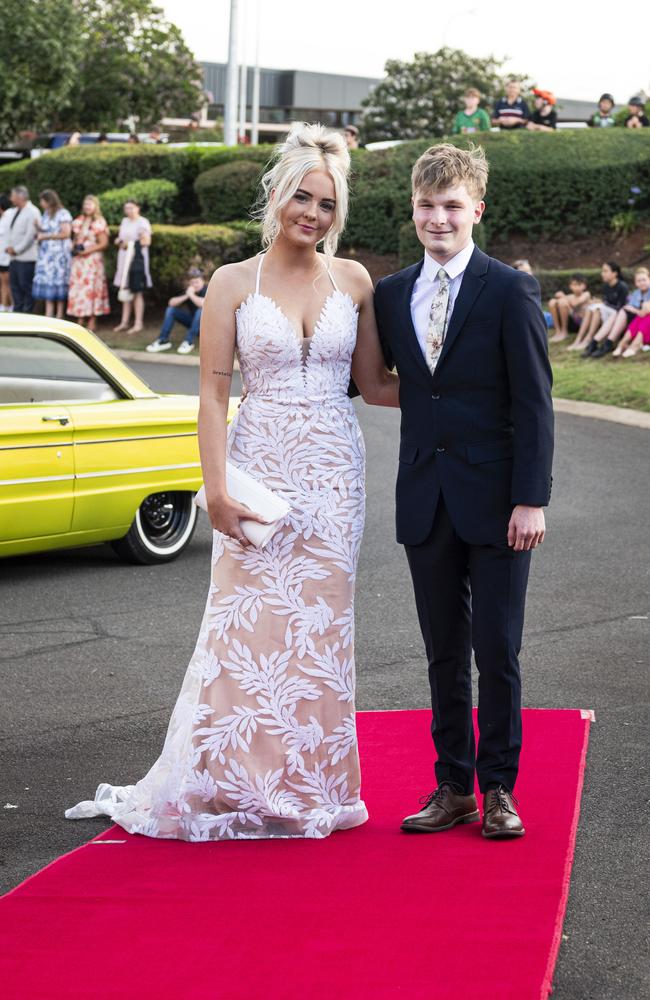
42, 414, 70, 426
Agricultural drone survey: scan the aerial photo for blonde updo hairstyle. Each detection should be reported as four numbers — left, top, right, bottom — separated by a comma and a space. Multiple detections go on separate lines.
257, 122, 350, 256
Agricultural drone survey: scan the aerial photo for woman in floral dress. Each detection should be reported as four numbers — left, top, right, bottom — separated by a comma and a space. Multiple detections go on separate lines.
67, 195, 110, 332
32, 190, 72, 319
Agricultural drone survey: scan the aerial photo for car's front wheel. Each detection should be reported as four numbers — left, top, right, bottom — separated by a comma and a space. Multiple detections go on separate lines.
110, 491, 198, 564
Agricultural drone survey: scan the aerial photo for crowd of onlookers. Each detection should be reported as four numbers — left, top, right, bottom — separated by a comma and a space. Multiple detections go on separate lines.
0, 183, 208, 354
451, 83, 648, 134
513, 260, 650, 359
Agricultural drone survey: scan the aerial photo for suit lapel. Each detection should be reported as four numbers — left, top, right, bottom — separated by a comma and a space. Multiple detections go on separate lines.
436, 246, 489, 373
396, 260, 432, 382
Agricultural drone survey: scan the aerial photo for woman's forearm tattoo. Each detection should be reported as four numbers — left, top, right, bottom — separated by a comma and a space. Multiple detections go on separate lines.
212, 369, 232, 377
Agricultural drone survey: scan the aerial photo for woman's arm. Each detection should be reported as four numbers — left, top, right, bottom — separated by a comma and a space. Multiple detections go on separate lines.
138, 221, 152, 247
349, 264, 399, 408
198, 264, 268, 545
37, 223, 72, 242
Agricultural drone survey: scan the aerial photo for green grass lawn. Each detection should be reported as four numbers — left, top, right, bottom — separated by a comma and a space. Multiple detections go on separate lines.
549, 342, 650, 412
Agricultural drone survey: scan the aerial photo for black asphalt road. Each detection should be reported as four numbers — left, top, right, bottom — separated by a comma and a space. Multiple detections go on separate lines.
1, 360, 648, 999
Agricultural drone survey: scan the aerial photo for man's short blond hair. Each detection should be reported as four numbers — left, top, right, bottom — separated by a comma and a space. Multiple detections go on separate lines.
411, 143, 489, 202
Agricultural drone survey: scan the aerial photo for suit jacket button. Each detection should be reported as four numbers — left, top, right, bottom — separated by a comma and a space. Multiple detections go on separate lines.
436, 446, 445, 452
431, 393, 440, 400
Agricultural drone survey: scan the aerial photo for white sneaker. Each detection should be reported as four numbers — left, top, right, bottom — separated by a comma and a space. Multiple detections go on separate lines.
177, 341, 195, 355
146, 340, 172, 353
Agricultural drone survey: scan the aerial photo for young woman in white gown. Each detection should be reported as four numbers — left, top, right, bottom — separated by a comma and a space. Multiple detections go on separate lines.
66, 123, 399, 841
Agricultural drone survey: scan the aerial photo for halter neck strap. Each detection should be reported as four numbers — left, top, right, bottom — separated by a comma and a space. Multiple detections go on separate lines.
255, 250, 340, 294
324, 260, 340, 292
255, 252, 265, 295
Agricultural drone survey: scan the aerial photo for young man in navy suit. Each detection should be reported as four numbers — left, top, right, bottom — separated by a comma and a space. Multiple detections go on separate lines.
374, 144, 554, 838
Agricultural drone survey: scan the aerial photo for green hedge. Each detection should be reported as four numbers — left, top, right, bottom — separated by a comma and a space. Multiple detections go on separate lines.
5, 131, 648, 257
195, 161, 263, 223
120, 222, 261, 301
345, 130, 650, 253
0, 159, 29, 191
98, 179, 178, 225
0, 143, 273, 217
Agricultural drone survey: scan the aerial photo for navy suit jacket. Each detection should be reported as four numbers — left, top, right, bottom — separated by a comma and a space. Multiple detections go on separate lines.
374, 246, 554, 546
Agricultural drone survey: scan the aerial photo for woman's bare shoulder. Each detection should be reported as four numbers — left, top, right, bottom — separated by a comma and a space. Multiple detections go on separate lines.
206, 255, 262, 306
329, 255, 374, 297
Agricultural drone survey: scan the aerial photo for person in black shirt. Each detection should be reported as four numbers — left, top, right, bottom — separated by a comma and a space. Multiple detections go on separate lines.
624, 96, 649, 129
147, 266, 208, 355
492, 79, 530, 129
527, 89, 557, 131
570, 262, 628, 352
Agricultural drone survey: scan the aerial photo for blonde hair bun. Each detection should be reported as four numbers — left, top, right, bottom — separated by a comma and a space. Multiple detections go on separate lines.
256, 122, 351, 256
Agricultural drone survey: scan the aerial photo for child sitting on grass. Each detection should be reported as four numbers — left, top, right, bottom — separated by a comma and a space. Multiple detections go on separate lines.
585, 267, 650, 357
547, 274, 591, 342
568, 262, 628, 351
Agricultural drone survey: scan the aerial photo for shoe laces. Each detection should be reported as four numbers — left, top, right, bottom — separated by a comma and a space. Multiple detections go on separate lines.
419, 782, 461, 809
491, 785, 519, 814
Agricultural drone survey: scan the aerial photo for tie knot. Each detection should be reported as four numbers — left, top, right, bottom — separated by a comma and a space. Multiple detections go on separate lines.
437, 268, 449, 284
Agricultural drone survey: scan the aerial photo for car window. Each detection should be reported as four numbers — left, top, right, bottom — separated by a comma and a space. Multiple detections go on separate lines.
0, 334, 121, 404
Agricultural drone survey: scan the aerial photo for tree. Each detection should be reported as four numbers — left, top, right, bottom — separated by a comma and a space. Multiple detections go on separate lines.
0, 0, 205, 143
0, 0, 81, 144
59, 0, 206, 131
360, 48, 523, 143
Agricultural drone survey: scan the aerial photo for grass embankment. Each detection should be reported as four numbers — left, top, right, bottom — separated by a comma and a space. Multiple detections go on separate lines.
549, 343, 650, 412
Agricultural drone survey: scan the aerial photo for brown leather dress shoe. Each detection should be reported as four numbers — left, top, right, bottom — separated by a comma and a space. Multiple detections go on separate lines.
401, 783, 480, 833
482, 785, 525, 839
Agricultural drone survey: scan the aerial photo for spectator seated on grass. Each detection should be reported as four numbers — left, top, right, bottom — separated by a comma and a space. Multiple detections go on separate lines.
586, 92, 616, 128
451, 88, 491, 134
585, 267, 650, 358
547, 274, 591, 343
623, 96, 649, 129
146, 267, 208, 355
492, 78, 530, 129
527, 89, 558, 132
513, 259, 554, 328
568, 262, 628, 352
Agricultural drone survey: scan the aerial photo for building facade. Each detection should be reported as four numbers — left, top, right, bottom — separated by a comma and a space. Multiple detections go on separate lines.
201, 63, 379, 138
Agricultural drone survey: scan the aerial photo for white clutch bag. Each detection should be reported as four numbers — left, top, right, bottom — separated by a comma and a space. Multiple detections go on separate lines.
194, 461, 291, 548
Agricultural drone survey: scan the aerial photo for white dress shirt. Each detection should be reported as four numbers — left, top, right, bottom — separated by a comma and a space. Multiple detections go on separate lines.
410, 240, 475, 359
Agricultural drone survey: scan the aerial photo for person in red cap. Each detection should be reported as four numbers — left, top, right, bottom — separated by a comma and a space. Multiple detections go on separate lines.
527, 89, 557, 131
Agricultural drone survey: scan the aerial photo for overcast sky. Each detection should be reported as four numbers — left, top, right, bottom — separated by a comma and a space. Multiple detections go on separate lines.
161, 0, 648, 104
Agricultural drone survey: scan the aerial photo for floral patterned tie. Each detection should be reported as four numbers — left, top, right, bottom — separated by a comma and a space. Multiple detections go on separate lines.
425, 268, 450, 374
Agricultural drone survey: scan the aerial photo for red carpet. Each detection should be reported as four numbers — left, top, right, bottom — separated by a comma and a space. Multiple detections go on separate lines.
1, 708, 590, 1000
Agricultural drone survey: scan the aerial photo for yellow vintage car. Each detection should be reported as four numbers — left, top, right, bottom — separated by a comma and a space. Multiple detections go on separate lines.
0, 314, 232, 564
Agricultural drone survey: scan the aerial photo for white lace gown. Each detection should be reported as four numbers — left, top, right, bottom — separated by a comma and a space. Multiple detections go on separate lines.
66, 253, 368, 840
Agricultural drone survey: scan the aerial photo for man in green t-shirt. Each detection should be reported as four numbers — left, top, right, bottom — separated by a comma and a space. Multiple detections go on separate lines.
451, 88, 491, 134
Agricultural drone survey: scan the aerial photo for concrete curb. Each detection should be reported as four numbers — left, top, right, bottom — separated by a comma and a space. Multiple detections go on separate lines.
116, 348, 242, 372
116, 348, 201, 366
553, 397, 650, 430
114, 350, 649, 429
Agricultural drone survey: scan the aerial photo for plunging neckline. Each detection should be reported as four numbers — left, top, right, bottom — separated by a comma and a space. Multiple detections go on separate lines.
254, 290, 340, 348
250, 251, 347, 348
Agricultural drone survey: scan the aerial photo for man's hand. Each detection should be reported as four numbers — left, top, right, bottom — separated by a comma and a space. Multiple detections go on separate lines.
508, 505, 545, 551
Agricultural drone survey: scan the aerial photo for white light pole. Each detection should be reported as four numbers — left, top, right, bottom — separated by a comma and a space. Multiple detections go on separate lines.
251, 0, 261, 145
224, 0, 240, 146
238, 60, 248, 143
